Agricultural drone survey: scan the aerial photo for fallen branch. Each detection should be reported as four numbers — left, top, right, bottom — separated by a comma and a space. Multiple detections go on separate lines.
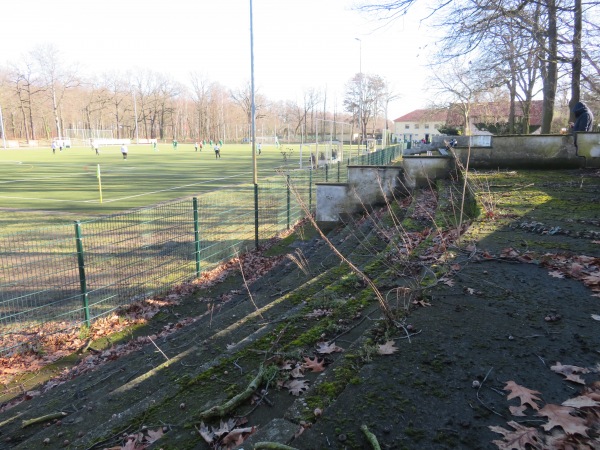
22, 411, 67, 428
253, 442, 299, 449
197, 365, 267, 421
361, 424, 381, 450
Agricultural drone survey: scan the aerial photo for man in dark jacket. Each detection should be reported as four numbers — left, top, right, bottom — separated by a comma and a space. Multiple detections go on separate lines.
571, 101, 594, 146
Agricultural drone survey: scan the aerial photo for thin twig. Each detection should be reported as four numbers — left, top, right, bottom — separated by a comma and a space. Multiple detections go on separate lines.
148, 336, 169, 361
476, 367, 504, 418
236, 251, 264, 318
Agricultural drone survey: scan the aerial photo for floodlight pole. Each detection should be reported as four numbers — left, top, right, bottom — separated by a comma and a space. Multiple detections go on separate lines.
250, 0, 259, 250
250, 0, 257, 185
0, 104, 6, 149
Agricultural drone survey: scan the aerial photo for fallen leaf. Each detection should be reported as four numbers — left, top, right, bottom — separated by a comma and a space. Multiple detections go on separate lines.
377, 340, 399, 355
591, 314, 600, 321
489, 421, 543, 450
548, 270, 565, 279
146, 428, 164, 443
284, 379, 309, 396
503, 381, 542, 411
316, 342, 343, 354
562, 395, 600, 408
412, 300, 432, 307
509, 404, 527, 416
302, 356, 326, 372
290, 366, 304, 378
550, 362, 590, 385
538, 404, 589, 436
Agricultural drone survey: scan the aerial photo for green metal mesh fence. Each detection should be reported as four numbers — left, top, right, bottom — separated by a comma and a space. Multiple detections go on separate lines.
0, 145, 403, 354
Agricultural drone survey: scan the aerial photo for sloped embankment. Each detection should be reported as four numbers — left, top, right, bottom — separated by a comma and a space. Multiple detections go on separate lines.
2, 169, 599, 450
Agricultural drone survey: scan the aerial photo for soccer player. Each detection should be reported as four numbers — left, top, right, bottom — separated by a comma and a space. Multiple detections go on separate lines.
121, 144, 128, 160
51, 141, 56, 154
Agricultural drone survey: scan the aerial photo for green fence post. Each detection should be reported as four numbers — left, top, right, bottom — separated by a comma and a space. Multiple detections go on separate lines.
74, 221, 90, 327
193, 197, 201, 278
254, 183, 259, 249
286, 174, 291, 230
325, 164, 329, 182
337, 161, 340, 182
309, 169, 313, 213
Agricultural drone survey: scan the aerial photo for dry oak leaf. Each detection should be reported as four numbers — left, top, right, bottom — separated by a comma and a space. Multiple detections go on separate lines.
548, 270, 565, 278
562, 395, 600, 408
145, 428, 164, 443
302, 356, 326, 372
503, 381, 542, 411
537, 404, 589, 436
284, 379, 309, 396
550, 362, 590, 385
290, 365, 304, 378
316, 341, 343, 354
220, 426, 256, 446
582, 273, 600, 286
442, 278, 455, 287
412, 299, 432, 307
546, 434, 597, 450
377, 340, 399, 355
489, 420, 543, 450
509, 404, 527, 417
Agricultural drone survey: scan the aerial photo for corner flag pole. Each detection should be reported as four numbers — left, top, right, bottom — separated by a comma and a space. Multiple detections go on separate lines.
97, 164, 103, 203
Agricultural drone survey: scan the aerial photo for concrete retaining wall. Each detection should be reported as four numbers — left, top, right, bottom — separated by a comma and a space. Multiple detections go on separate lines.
576, 133, 600, 168
401, 156, 454, 188
316, 166, 406, 223
450, 135, 584, 169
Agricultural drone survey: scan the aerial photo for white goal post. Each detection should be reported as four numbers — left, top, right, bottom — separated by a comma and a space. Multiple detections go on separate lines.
254, 136, 280, 146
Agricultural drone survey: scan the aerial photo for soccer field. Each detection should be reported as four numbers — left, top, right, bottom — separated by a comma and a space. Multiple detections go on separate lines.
0, 142, 306, 218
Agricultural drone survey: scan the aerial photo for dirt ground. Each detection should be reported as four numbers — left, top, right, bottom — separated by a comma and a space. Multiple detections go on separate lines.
0, 169, 599, 450
295, 169, 600, 450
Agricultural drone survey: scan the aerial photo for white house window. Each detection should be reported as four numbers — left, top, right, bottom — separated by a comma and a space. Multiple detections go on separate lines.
405, 124, 410, 129
425, 124, 430, 129
414, 124, 420, 129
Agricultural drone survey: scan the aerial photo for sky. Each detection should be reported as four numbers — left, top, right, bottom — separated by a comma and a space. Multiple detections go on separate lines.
2, 0, 439, 120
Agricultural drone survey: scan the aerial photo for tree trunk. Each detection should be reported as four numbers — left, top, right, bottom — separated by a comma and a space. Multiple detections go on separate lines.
568, 0, 582, 122
541, 0, 558, 134
52, 88, 61, 138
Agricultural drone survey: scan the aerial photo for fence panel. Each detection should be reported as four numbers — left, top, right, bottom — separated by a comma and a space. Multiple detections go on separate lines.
0, 146, 400, 354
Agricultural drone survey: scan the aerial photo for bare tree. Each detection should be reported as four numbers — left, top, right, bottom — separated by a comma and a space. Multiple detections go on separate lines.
230, 81, 267, 140
344, 73, 388, 141
31, 44, 80, 139
430, 59, 497, 135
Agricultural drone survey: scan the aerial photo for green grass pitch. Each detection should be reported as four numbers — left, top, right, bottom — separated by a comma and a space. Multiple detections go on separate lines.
0, 143, 316, 232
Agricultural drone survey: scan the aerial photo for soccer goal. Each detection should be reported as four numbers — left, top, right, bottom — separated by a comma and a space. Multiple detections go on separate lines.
255, 136, 280, 147
65, 128, 114, 146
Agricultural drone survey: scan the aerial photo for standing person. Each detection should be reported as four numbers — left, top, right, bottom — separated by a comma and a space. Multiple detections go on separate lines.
92, 141, 100, 155
194, 142, 199, 152
199, 142, 203, 151
153, 141, 158, 151
172, 139, 178, 150
257, 143, 262, 155
218, 139, 223, 146
121, 144, 128, 160
214, 145, 220, 158
51, 141, 56, 154
59, 140, 63, 152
